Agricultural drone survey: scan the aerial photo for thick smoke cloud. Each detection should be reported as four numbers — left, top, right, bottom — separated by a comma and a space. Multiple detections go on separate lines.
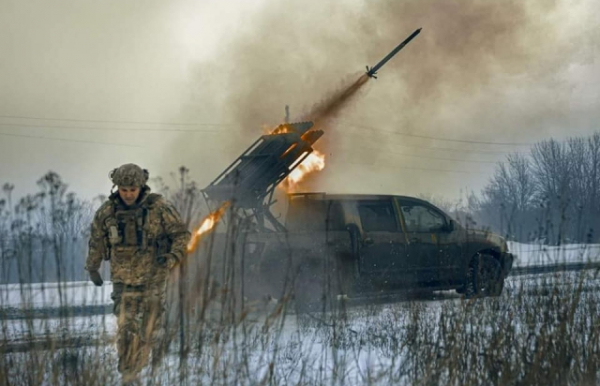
189, 1, 562, 127
178, 0, 599, 197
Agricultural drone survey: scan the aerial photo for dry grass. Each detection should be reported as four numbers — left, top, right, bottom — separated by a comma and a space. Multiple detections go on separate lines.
1, 240, 599, 386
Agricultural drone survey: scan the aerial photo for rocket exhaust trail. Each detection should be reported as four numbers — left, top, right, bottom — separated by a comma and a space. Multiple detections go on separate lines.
305, 28, 421, 129
303, 74, 370, 129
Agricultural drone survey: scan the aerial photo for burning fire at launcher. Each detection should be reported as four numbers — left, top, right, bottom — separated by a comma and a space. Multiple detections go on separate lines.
187, 201, 231, 253
187, 121, 325, 252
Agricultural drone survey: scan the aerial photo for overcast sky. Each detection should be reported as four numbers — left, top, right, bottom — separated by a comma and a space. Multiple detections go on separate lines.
1, 0, 599, 204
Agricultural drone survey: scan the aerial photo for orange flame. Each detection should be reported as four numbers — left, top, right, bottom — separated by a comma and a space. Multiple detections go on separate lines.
271, 124, 296, 135
187, 201, 231, 253
283, 150, 326, 192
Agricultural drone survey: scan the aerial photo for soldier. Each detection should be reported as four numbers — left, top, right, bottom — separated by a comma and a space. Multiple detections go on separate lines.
85, 163, 190, 380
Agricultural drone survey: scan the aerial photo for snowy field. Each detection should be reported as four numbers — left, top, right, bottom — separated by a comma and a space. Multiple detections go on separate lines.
509, 242, 600, 267
0, 281, 112, 309
1, 243, 600, 385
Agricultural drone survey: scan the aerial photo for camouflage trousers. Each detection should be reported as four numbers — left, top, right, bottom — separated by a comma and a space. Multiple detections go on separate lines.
111, 281, 169, 377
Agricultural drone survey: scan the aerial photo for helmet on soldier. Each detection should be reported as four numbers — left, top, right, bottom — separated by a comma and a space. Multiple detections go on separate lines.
109, 164, 149, 206
109, 163, 149, 187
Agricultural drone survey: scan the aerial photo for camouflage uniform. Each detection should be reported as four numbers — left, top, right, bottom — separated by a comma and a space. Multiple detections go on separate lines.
85, 164, 190, 377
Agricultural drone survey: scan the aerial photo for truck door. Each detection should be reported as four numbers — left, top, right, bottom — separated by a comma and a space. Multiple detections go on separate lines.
396, 199, 449, 285
356, 199, 407, 283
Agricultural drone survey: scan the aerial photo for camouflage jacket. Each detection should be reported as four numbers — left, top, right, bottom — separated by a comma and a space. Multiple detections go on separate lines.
85, 187, 191, 285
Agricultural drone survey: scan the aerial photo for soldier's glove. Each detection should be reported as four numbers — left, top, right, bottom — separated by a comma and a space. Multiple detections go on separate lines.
89, 271, 103, 287
156, 253, 178, 269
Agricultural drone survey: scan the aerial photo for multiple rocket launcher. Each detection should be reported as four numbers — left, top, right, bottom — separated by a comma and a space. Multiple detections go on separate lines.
203, 121, 322, 210
202, 28, 422, 212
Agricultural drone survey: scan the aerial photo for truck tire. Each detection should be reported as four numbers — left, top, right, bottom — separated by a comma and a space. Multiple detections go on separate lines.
464, 253, 504, 298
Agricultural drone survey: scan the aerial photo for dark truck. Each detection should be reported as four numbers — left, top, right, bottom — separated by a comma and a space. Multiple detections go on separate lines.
199, 121, 514, 309
240, 192, 514, 307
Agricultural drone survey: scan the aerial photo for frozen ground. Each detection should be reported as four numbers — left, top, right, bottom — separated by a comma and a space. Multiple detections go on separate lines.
1, 285, 469, 384
509, 241, 600, 267
3, 271, 599, 385
1, 243, 599, 384
0, 281, 112, 309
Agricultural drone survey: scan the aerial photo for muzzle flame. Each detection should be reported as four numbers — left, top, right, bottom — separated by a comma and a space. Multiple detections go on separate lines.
271, 125, 295, 135
283, 150, 326, 192
187, 201, 231, 253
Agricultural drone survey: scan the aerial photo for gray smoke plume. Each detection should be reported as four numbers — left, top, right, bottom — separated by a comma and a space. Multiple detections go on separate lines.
172, 0, 600, 197
1, 0, 596, 201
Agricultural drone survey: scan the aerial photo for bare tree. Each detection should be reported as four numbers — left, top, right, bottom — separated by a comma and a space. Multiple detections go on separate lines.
582, 133, 600, 241
477, 133, 600, 243
152, 166, 205, 227
479, 153, 537, 239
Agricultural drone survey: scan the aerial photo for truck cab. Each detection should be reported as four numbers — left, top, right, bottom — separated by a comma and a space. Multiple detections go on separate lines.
246, 193, 514, 302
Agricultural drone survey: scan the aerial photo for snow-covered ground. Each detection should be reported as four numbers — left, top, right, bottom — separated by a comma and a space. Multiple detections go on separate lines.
0, 300, 454, 385
1, 314, 114, 346
508, 242, 600, 267
0, 281, 112, 309
2, 243, 599, 384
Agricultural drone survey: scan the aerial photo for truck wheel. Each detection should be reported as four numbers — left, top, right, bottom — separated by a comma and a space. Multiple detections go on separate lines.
464, 254, 503, 298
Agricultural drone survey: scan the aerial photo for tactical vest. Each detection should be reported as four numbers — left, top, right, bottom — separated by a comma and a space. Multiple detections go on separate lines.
103, 194, 170, 261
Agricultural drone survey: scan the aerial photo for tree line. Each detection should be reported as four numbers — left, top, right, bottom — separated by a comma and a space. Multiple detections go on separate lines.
472, 132, 600, 244
2, 133, 599, 283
